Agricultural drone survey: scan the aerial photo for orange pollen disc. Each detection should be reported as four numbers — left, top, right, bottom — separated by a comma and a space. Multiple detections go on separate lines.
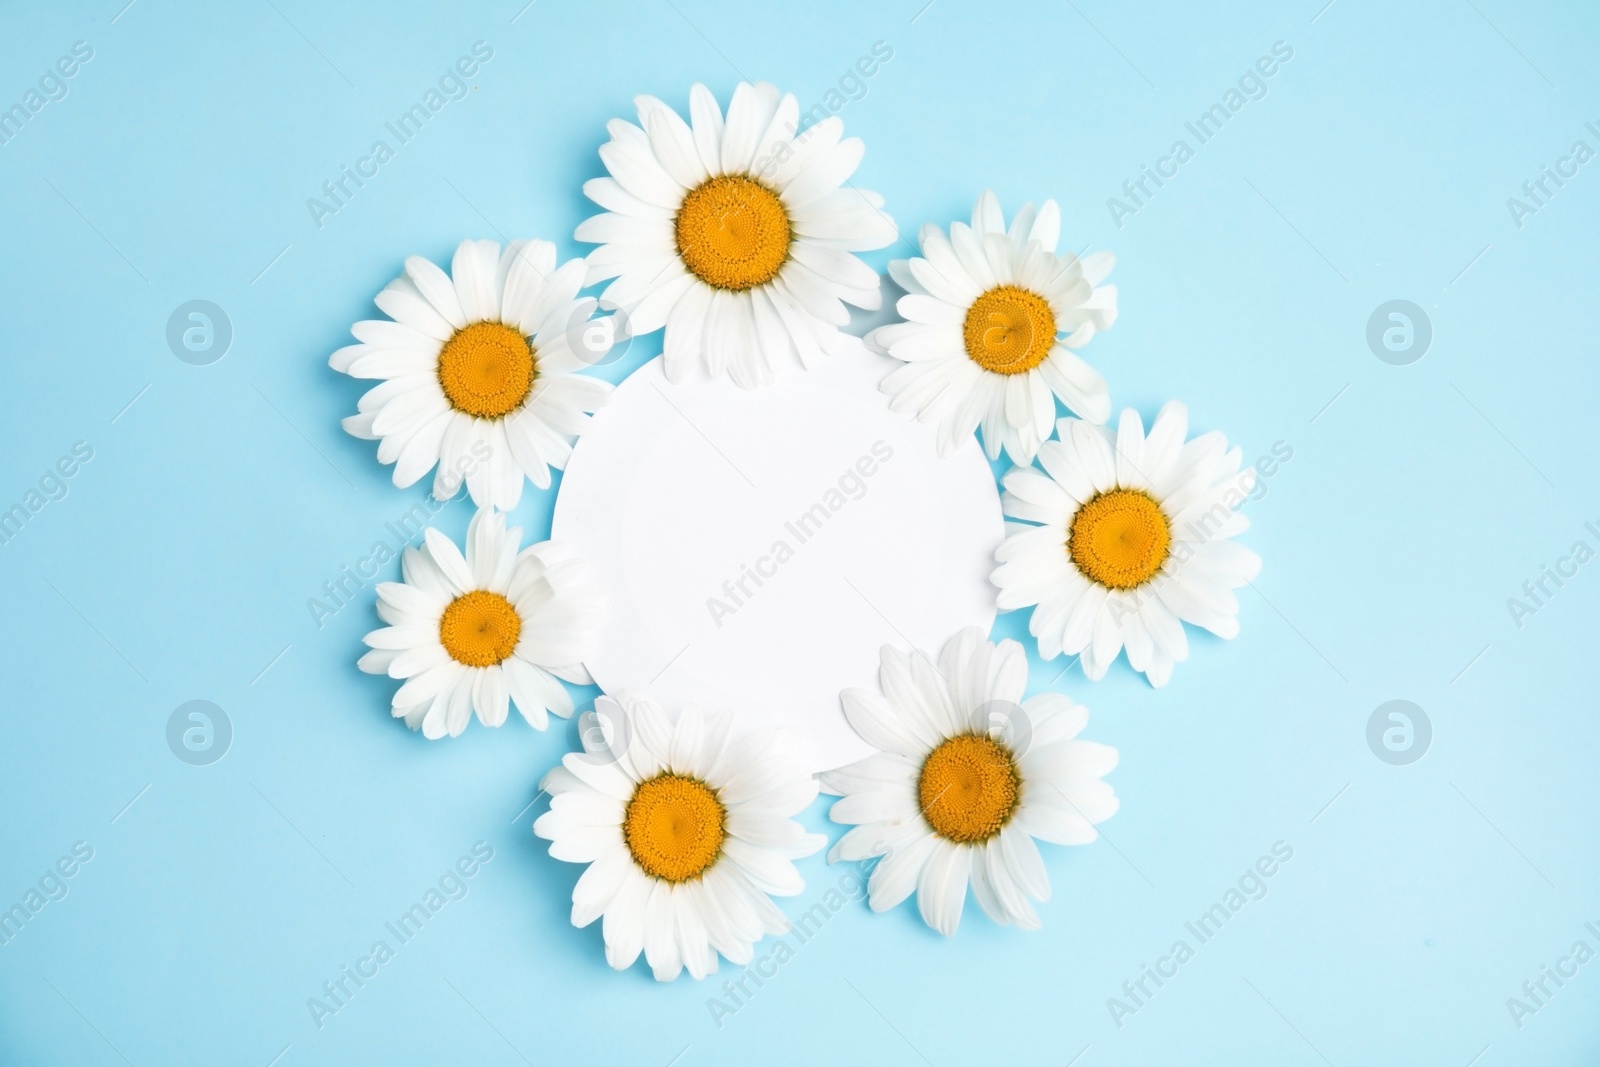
1067, 488, 1172, 590
437, 321, 536, 418
438, 589, 522, 667
962, 285, 1058, 374
623, 773, 727, 882
674, 175, 792, 291
918, 734, 1021, 844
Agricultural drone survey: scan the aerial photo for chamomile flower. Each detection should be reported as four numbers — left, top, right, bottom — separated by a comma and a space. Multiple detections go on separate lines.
823, 628, 1118, 935
357, 507, 598, 739
535, 692, 826, 981
332, 238, 613, 510
992, 402, 1261, 687
870, 191, 1118, 464
576, 82, 898, 387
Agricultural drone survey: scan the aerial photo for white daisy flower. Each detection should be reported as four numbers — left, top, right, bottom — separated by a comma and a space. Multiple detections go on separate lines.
535, 692, 825, 981
575, 82, 898, 388
992, 402, 1262, 687
332, 238, 614, 510
357, 507, 599, 739
823, 628, 1118, 935
870, 191, 1118, 464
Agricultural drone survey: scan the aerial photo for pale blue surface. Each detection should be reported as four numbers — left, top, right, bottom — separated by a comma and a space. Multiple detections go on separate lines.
2, 1, 1598, 1064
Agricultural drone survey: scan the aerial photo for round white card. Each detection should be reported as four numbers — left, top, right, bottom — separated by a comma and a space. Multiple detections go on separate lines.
552, 351, 1002, 773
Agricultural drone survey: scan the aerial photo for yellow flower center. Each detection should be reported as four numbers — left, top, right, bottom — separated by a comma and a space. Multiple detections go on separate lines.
918, 734, 1021, 844
438, 590, 522, 667
1068, 488, 1171, 589
675, 175, 792, 291
962, 285, 1058, 374
623, 773, 726, 883
437, 321, 536, 418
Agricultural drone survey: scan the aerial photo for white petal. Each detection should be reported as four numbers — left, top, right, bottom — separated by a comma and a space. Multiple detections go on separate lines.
916, 839, 972, 935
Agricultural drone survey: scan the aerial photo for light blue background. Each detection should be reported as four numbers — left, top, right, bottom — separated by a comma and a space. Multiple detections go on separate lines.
2, 1, 1597, 1064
